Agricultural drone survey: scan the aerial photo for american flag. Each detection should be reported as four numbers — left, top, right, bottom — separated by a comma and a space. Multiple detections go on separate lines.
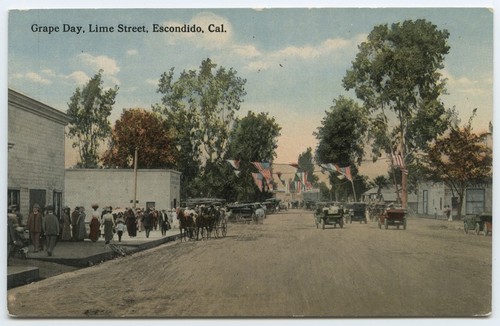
392, 153, 408, 175
334, 164, 353, 181
252, 162, 273, 181
252, 173, 263, 192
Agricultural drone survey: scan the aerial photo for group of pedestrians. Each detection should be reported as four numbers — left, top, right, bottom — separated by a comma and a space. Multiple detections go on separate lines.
9, 203, 177, 257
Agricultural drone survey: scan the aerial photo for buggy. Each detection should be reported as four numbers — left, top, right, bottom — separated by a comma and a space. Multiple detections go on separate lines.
463, 213, 492, 236
227, 203, 260, 224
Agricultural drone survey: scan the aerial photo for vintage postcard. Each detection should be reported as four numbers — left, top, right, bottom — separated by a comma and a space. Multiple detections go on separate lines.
4, 1, 496, 323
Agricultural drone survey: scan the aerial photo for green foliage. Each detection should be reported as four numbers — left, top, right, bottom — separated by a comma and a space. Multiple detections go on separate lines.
314, 96, 368, 166
102, 109, 177, 169
153, 58, 247, 199
297, 147, 319, 185
225, 111, 282, 201
67, 70, 118, 168
343, 19, 451, 161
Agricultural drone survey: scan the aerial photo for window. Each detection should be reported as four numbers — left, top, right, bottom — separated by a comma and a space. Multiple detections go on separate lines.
53, 191, 62, 219
422, 190, 428, 214
8, 189, 20, 210
466, 189, 485, 214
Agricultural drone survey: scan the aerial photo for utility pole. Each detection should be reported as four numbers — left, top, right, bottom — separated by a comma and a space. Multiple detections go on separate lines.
133, 147, 138, 209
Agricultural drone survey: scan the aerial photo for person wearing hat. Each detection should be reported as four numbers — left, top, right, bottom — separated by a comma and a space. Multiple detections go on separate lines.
60, 207, 72, 241
71, 206, 80, 241
27, 203, 43, 252
89, 204, 101, 242
42, 205, 60, 256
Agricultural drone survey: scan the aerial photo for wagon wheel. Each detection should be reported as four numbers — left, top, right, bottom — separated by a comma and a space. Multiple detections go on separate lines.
475, 223, 480, 235
384, 218, 388, 230
464, 222, 469, 234
483, 223, 488, 237
321, 218, 325, 230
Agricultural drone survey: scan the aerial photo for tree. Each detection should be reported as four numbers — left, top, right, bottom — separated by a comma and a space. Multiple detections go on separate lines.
67, 70, 118, 168
225, 111, 281, 201
343, 19, 451, 207
422, 110, 492, 218
371, 175, 390, 199
314, 96, 368, 166
297, 147, 319, 186
153, 58, 247, 199
314, 96, 368, 201
102, 109, 177, 169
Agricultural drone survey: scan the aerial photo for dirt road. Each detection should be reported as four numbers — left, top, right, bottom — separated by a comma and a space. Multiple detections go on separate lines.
7, 209, 492, 317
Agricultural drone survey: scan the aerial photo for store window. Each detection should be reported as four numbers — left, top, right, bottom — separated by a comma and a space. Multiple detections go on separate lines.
466, 189, 485, 214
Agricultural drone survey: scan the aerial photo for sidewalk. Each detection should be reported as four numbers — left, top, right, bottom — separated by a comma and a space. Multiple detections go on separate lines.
7, 228, 180, 288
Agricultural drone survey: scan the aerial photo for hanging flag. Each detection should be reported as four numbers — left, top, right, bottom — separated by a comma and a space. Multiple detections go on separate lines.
252, 162, 273, 181
251, 173, 263, 192
275, 172, 286, 186
391, 153, 408, 175
392, 153, 405, 168
334, 164, 353, 181
344, 166, 352, 181
295, 180, 302, 193
226, 159, 240, 170
320, 163, 336, 172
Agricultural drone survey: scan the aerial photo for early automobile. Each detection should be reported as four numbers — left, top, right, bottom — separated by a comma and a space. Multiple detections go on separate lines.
315, 202, 344, 229
347, 202, 367, 224
463, 213, 492, 236
378, 206, 407, 230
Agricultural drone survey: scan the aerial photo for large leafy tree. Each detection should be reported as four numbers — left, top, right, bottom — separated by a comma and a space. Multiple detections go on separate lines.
102, 109, 177, 169
314, 96, 368, 200
225, 111, 281, 202
67, 70, 118, 168
297, 147, 319, 186
153, 58, 247, 199
343, 19, 451, 207
422, 111, 492, 218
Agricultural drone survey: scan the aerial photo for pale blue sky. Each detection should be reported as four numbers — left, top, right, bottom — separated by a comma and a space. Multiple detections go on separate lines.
6, 4, 494, 175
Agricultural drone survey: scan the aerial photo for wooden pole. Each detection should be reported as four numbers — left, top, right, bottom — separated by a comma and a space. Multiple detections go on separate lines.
133, 147, 138, 209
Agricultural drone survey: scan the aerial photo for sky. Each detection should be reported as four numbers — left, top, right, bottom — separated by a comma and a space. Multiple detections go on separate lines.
5, 3, 494, 179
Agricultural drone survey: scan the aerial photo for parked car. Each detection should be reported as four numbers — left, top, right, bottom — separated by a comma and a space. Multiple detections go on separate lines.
463, 213, 492, 236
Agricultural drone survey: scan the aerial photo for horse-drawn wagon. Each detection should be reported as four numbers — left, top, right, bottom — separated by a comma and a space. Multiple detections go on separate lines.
314, 202, 344, 229
377, 207, 407, 230
178, 198, 227, 240
227, 202, 264, 224
463, 213, 492, 236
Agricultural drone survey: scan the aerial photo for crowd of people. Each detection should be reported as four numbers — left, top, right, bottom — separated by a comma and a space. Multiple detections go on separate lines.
7, 203, 177, 258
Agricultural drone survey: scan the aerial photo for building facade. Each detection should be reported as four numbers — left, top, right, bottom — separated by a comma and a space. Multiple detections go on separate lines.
64, 169, 181, 220
8, 89, 68, 220
417, 181, 492, 218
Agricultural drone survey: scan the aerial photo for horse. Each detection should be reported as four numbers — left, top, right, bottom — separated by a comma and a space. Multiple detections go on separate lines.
177, 208, 196, 241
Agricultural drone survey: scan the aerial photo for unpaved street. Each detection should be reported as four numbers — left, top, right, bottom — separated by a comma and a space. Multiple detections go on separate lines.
7, 209, 492, 317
